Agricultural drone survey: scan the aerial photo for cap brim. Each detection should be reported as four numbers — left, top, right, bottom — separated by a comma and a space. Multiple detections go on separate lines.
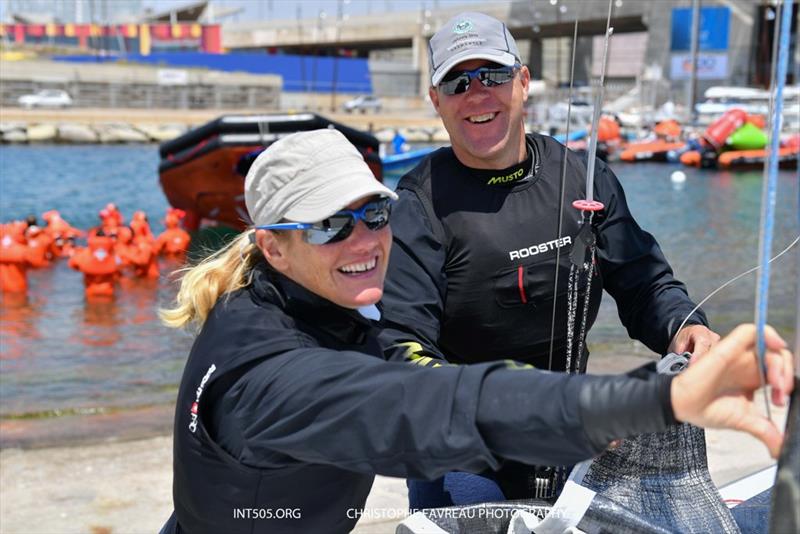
283, 172, 398, 223
431, 50, 517, 86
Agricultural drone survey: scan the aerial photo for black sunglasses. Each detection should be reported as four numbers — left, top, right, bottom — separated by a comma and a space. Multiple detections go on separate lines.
256, 197, 392, 245
438, 64, 520, 96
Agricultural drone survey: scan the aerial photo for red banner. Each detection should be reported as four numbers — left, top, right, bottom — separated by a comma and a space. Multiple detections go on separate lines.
4, 23, 219, 47
151, 24, 171, 40
27, 24, 45, 37
200, 25, 222, 53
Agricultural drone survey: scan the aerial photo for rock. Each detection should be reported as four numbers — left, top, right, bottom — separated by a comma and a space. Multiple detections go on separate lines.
135, 124, 186, 142
399, 128, 431, 143
430, 127, 450, 143
0, 122, 26, 134
96, 124, 150, 144
2, 129, 27, 143
58, 124, 98, 143
27, 124, 58, 142
374, 128, 396, 143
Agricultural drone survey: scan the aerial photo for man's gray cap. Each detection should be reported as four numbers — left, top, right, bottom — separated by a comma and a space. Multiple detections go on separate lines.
429, 11, 520, 87
245, 129, 397, 226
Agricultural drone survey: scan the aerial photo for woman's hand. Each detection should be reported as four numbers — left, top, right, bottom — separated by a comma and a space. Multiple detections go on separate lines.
671, 324, 794, 458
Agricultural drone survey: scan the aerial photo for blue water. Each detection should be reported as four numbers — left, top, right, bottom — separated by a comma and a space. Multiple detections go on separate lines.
0, 145, 169, 233
1, 145, 193, 445
586, 164, 798, 364
0, 144, 797, 446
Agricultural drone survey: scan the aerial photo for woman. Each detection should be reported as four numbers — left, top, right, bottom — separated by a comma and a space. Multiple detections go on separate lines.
159, 129, 792, 534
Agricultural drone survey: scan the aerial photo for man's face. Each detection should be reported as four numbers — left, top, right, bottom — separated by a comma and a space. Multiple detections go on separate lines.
430, 60, 530, 170
260, 197, 392, 309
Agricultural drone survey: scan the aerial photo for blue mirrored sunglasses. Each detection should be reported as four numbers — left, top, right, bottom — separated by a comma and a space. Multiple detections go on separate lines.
438, 64, 520, 96
255, 197, 392, 245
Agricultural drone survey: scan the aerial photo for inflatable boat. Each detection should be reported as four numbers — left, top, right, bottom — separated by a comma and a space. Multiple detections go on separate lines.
619, 141, 686, 162
158, 113, 383, 231
717, 145, 799, 169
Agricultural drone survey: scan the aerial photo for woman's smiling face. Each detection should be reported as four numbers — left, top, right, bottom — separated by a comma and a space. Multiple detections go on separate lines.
258, 196, 392, 309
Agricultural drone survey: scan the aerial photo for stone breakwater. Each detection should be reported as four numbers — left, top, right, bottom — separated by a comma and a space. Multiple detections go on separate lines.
0, 121, 187, 144
0, 108, 450, 145
0, 120, 451, 145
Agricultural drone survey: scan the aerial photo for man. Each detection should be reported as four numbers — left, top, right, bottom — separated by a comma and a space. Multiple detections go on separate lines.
379, 12, 720, 506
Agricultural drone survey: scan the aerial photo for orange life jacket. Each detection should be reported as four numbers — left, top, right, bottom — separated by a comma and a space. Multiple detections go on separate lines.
130, 211, 155, 246
117, 239, 159, 279
654, 119, 682, 141
68, 235, 120, 297
0, 231, 33, 292
156, 213, 191, 256
25, 227, 53, 268
42, 212, 83, 258
597, 116, 621, 143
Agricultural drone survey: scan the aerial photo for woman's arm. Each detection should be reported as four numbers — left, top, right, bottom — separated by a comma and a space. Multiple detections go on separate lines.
672, 324, 793, 457
209, 324, 792, 478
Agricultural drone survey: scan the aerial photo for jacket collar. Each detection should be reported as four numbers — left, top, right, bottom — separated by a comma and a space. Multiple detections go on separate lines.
249, 261, 375, 345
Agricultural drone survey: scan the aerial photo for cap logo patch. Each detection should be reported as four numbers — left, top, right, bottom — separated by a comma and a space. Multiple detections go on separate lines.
453, 19, 473, 34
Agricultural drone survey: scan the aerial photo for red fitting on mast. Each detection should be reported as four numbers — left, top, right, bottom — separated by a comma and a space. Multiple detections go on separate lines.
572, 200, 604, 212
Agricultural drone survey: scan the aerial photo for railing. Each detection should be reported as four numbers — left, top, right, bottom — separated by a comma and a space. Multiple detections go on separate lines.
0, 79, 280, 110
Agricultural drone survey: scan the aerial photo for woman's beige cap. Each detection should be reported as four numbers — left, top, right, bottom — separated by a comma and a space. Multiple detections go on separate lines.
244, 129, 397, 226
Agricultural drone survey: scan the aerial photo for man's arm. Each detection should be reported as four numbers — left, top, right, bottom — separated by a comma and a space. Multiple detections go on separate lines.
379, 188, 449, 365
592, 159, 716, 355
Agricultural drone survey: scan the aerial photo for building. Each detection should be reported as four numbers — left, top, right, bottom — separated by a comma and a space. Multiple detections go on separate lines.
0, 0, 227, 54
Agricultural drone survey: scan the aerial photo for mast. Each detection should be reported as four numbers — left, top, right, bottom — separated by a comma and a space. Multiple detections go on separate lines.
686, 0, 701, 124
755, 0, 794, 414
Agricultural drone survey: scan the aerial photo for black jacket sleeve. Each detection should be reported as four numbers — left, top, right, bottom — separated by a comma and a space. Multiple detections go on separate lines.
379, 188, 448, 364
593, 160, 708, 354
209, 346, 676, 480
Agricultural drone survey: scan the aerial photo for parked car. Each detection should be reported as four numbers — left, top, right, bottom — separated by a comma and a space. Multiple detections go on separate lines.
17, 89, 73, 109
342, 95, 382, 114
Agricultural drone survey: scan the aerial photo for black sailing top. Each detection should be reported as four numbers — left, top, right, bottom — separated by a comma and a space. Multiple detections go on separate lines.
163, 261, 677, 534
379, 133, 707, 369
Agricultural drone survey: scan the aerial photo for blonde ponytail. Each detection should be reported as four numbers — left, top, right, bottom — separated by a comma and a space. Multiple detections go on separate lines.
160, 232, 260, 330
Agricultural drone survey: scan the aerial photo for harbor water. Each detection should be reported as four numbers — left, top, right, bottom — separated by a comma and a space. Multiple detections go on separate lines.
0, 144, 797, 448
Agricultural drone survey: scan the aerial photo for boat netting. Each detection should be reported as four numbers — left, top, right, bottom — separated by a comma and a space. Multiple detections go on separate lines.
396, 356, 800, 533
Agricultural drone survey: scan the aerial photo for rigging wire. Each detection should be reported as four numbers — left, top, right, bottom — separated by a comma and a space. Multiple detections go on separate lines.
582, 0, 614, 205
563, 0, 614, 375
672, 235, 800, 343
548, 18, 579, 371
548, 2, 612, 496
545, 20, 586, 494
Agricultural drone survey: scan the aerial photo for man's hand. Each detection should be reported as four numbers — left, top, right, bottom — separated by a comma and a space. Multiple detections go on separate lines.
669, 324, 721, 359
671, 324, 794, 458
